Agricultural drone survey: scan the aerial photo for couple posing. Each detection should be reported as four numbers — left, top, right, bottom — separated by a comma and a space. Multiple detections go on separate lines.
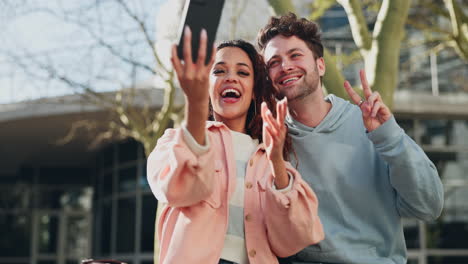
147, 13, 444, 264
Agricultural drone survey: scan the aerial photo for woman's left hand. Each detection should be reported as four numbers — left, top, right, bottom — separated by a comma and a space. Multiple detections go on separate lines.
261, 98, 288, 162
262, 98, 289, 189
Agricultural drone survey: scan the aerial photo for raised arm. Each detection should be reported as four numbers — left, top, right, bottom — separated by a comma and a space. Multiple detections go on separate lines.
260, 98, 324, 257
146, 26, 219, 208
345, 69, 444, 220
171, 26, 216, 144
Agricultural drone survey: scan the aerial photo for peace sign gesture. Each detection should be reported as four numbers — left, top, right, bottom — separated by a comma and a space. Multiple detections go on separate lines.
344, 70, 392, 132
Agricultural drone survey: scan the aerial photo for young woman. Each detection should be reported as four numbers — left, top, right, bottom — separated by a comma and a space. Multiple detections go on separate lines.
147, 27, 324, 264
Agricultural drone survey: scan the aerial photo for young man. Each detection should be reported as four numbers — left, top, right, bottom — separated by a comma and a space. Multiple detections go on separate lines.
257, 13, 444, 264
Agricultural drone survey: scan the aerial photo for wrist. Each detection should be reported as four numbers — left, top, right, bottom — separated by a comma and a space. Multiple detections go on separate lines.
186, 99, 209, 119
186, 96, 209, 107
270, 159, 288, 189
184, 99, 209, 145
269, 152, 284, 162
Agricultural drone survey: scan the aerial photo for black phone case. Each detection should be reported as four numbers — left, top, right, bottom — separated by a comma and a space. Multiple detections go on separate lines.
177, 0, 225, 64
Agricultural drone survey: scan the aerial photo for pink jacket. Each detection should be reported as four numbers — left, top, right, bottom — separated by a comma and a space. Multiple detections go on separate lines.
147, 121, 324, 264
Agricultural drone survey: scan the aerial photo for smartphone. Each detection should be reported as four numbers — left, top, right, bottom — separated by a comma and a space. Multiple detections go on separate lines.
176, 0, 226, 64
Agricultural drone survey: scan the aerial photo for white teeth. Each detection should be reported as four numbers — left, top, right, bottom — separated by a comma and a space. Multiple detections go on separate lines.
281, 77, 299, 85
221, 88, 240, 97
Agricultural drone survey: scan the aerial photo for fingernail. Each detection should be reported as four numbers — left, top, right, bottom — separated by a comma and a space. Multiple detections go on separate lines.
201, 28, 207, 39
185, 26, 190, 34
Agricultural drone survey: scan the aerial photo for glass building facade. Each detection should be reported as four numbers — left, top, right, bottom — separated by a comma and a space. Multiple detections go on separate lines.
0, 139, 156, 264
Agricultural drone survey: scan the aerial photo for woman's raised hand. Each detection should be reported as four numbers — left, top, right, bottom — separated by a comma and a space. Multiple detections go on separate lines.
261, 98, 288, 162
171, 26, 217, 105
171, 26, 216, 146
262, 98, 289, 189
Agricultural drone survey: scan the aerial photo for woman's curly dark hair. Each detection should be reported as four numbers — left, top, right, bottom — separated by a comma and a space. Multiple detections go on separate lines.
257, 12, 323, 59
209, 39, 293, 160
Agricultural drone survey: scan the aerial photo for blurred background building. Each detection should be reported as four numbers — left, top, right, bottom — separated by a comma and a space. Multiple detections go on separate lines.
0, 1, 467, 264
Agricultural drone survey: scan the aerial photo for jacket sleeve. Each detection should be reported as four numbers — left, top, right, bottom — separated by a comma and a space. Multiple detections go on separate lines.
261, 163, 324, 258
368, 116, 444, 221
146, 128, 217, 208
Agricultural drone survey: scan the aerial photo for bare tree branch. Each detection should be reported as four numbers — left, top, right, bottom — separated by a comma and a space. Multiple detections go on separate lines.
444, 0, 468, 60
337, 0, 372, 51
114, 0, 170, 74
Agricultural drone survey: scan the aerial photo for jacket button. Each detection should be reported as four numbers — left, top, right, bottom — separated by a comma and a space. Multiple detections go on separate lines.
249, 249, 256, 257
245, 214, 252, 221
249, 159, 253, 166
245, 182, 253, 189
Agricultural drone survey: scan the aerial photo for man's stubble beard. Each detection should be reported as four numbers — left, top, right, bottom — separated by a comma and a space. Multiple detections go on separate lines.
278, 67, 321, 103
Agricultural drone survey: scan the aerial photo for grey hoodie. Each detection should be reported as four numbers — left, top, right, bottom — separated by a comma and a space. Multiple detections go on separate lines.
284, 94, 444, 264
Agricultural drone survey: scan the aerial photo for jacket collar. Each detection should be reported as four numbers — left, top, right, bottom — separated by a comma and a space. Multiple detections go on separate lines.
206, 121, 266, 152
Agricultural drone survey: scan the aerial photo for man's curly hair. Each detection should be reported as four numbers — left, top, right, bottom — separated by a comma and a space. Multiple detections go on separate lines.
257, 12, 324, 59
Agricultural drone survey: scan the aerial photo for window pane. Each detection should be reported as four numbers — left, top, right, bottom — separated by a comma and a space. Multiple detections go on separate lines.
38, 189, 65, 209
140, 161, 150, 191
61, 187, 93, 211
427, 186, 468, 249
141, 194, 157, 252
39, 168, 91, 185
397, 119, 415, 139
444, 186, 468, 222
38, 261, 56, 264
38, 214, 59, 253
118, 166, 137, 194
428, 256, 468, 264
37, 187, 93, 210
420, 120, 467, 147
100, 202, 112, 254
116, 198, 135, 253
66, 215, 90, 258
102, 172, 113, 198
403, 218, 420, 249
0, 213, 31, 256
103, 145, 114, 168
0, 184, 31, 209
118, 140, 138, 163
426, 152, 459, 181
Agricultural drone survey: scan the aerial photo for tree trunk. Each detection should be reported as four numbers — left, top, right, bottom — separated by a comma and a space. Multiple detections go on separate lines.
365, 0, 411, 108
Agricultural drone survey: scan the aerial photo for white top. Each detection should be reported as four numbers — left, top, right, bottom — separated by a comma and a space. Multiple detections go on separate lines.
181, 125, 293, 264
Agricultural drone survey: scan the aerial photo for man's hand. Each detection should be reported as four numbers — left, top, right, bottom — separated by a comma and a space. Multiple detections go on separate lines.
344, 70, 392, 132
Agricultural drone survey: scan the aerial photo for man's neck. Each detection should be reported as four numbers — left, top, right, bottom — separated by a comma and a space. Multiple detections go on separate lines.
289, 93, 332, 128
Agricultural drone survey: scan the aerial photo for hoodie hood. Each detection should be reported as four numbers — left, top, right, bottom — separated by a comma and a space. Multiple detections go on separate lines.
286, 94, 357, 136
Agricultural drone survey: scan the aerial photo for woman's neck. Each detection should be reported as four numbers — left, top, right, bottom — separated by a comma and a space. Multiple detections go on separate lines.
214, 114, 247, 134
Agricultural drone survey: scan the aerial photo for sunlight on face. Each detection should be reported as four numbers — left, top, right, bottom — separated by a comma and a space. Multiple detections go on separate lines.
209, 47, 255, 130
